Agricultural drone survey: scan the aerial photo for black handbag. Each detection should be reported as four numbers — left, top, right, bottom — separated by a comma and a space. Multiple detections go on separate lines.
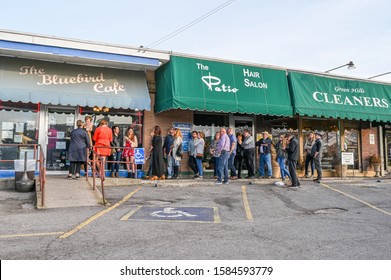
176, 143, 183, 157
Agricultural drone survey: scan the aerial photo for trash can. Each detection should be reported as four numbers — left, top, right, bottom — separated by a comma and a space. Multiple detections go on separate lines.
14, 153, 36, 192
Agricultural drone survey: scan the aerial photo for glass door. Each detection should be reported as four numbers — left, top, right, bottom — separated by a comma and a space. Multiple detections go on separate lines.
46, 107, 76, 171
234, 118, 253, 135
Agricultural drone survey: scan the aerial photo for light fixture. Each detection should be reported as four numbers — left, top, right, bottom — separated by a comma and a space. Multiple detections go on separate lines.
325, 61, 356, 73
368, 71, 391, 79
93, 106, 110, 113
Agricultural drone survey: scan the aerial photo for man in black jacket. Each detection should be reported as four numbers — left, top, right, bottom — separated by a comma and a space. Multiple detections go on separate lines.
312, 131, 323, 183
285, 133, 300, 189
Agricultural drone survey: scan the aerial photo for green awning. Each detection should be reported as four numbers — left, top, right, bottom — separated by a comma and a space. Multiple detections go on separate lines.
288, 71, 391, 122
155, 56, 293, 116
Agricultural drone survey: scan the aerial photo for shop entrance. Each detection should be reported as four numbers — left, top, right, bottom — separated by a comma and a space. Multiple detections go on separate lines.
46, 107, 76, 172
234, 118, 253, 135
234, 117, 254, 176
385, 131, 391, 172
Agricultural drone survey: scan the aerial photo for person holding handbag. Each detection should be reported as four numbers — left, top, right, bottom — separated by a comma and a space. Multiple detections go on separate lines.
193, 131, 205, 179
187, 131, 199, 178
209, 131, 221, 179
303, 132, 315, 178
171, 128, 183, 179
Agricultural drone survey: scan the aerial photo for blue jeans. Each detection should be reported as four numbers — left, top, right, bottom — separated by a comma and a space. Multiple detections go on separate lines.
167, 155, 174, 177
277, 156, 290, 180
304, 154, 314, 176
228, 152, 237, 176
195, 157, 203, 176
110, 151, 122, 173
218, 151, 230, 183
259, 153, 272, 176
212, 156, 220, 177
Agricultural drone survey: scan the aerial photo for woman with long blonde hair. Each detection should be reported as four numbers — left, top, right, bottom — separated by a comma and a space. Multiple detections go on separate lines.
171, 128, 183, 179
122, 127, 138, 178
275, 133, 291, 181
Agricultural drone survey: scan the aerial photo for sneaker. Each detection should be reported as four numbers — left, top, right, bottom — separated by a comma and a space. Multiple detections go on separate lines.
167, 176, 172, 179
195, 176, 203, 179
215, 181, 222, 185
267, 176, 272, 179
222, 180, 230, 185
193, 174, 199, 179
288, 186, 299, 191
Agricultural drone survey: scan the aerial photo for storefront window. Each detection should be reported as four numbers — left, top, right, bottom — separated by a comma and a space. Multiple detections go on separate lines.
193, 112, 229, 170
302, 119, 339, 170
264, 116, 298, 143
46, 108, 75, 171
79, 106, 143, 146
0, 101, 39, 169
344, 128, 359, 169
78, 107, 143, 171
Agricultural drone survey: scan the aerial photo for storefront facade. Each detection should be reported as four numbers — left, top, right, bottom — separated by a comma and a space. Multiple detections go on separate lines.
0, 31, 168, 175
152, 55, 391, 177
2, 30, 391, 178
287, 71, 391, 176
153, 55, 294, 176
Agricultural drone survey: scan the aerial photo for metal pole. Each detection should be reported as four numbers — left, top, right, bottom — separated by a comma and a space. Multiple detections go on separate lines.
338, 119, 342, 179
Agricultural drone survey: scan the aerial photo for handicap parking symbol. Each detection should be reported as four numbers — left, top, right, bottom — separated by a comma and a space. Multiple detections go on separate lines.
134, 148, 145, 164
121, 206, 220, 223
150, 207, 197, 218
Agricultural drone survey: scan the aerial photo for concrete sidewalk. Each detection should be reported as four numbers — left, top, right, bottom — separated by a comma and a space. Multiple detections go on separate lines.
38, 175, 103, 209
36, 174, 388, 209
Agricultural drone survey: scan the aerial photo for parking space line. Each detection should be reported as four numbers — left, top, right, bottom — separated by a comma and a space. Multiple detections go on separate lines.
0, 232, 64, 239
321, 182, 391, 217
120, 206, 142, 221
213, 206, 221, 223
59, 186, 142, 239
241, 185, 253, 221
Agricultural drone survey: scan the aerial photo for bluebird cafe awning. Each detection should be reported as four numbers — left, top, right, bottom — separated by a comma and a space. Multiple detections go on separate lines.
288, 71, 391, 122
155, 56, 293, 116
0, 56, 151, 110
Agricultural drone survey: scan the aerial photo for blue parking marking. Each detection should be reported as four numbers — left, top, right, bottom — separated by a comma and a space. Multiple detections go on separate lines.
122, 206, 220, 223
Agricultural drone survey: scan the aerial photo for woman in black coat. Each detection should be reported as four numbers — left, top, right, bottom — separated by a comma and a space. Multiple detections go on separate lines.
67, 120, 91, 179
150, 125, 165, 180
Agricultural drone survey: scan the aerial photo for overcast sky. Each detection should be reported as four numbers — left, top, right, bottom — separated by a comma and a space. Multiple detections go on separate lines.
1, 0, 391, 82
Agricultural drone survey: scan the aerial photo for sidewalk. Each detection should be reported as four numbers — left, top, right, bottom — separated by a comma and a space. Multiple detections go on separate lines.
38, 175, 103, 209
36, 174, 389, 209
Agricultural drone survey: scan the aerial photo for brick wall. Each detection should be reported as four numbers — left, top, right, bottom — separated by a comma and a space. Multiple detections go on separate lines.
144, 71, 193, 172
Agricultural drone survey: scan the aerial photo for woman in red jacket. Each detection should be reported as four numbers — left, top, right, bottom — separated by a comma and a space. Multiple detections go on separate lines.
92, 119, 113, 175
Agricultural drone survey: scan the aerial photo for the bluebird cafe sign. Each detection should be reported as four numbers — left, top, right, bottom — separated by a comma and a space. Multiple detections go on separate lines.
0, 56, 150, 110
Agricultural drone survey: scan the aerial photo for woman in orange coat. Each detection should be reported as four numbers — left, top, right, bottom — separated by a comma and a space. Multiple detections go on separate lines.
92, 119, 113, 174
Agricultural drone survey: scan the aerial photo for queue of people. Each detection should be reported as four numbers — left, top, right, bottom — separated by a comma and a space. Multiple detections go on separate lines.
67, 119, 323, 187
67, 116, 140, 179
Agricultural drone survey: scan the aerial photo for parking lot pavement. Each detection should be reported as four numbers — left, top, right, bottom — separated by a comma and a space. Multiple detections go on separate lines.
1, 178, 391, 259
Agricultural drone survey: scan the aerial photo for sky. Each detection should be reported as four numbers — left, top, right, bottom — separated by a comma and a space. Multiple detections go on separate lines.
1, 0, 391, 82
